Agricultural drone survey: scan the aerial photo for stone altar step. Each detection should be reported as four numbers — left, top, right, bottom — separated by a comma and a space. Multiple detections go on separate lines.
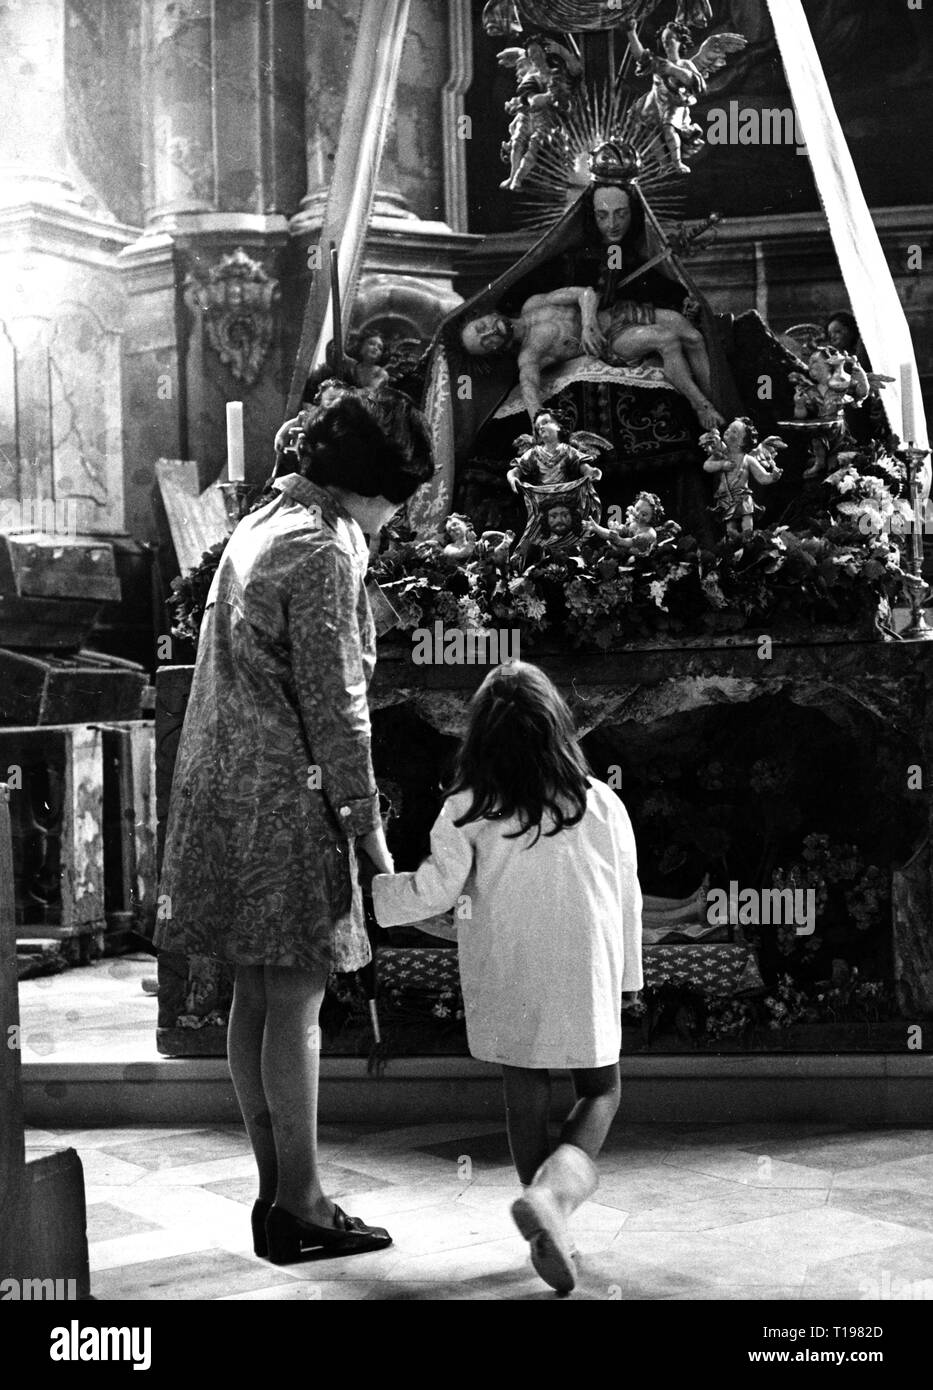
21, 1053, 933, 1128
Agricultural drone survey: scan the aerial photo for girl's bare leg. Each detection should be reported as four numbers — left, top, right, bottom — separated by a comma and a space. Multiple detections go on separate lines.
228, 964, 277, 1203
502, 1066, 553, 1184
560, 1063, 621, 1159
262, 960, 333, 1224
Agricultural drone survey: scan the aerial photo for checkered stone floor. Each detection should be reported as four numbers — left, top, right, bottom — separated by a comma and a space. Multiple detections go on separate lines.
25, 1121, 933, 1300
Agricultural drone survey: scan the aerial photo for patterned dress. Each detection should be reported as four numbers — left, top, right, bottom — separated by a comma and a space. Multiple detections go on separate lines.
154, 475, 381, 973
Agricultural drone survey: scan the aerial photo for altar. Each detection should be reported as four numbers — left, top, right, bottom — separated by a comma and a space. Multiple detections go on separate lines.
154, 629, 933, 1058
152, 0, 931, 1067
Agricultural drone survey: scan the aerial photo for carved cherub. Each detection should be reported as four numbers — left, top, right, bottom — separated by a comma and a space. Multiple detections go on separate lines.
497, 37, 583, 191
481, 0, 521, 37
789, 348, 869, 479
441, 513, 477, 566
346, 329, 390, 391
476, 528, 515, 571
506, 410, 611, 492
583, 491, 667, 558
702, 417, 782, 535
626, 19, 748, 175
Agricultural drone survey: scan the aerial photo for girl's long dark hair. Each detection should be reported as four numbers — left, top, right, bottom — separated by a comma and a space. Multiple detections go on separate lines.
445, 661, 590, 845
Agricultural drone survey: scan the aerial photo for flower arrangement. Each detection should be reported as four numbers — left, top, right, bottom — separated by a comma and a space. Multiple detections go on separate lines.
704, 996, 757, 1041
368, 444, 907, 649
762, 974, 815, 1030
167, 445, 909, 650
813, 967, 891, 1026
166, 540, 228, 645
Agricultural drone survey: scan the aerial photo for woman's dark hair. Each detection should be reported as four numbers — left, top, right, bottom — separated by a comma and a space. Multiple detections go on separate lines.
445, 661, 591, 845
298, 388, 433, 503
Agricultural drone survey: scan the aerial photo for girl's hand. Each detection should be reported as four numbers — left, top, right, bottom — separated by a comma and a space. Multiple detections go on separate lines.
358, 826, 394, 878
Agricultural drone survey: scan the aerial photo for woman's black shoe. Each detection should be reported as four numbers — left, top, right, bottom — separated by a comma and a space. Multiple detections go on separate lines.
252, 1199, 273, 1257
265, 1203, 393, 1265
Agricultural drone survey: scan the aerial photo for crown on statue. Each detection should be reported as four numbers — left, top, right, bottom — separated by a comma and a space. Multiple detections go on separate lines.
587, 141, 643, 186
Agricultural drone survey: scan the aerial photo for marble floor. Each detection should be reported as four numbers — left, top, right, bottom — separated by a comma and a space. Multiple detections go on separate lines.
19, 956, 158, 1063
25, 1120, 933, 1301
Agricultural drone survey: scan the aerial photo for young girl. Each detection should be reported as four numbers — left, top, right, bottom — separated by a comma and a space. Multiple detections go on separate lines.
371, 660, 643, 1295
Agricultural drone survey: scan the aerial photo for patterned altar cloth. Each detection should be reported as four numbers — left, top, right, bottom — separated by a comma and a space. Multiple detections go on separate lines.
376, 943, 765, 1002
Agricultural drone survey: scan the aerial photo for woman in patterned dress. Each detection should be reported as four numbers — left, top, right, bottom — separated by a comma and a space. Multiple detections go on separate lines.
156, 390, 432, 1263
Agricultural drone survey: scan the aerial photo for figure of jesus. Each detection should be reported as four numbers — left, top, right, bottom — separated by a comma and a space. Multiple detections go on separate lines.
460, 285, 722, 431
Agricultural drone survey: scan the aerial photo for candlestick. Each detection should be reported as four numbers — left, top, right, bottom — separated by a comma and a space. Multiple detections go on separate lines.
226, 401, 245, 482
900, 444, 933, 640
899, 362, 917, 447
218, 481, 259, 532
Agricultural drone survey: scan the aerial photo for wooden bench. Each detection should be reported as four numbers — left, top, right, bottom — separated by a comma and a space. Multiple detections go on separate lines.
0, 782, 90, 1297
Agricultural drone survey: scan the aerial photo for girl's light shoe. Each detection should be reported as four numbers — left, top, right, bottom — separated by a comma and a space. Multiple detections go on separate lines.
511, 1143, 597, 1295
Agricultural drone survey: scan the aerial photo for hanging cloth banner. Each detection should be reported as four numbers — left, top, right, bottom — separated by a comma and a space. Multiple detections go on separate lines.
766, 0, 928, 454
286, 0, 411, 416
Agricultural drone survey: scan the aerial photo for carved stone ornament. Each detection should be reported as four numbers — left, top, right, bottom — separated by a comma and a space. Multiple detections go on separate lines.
186, 247, 280, 386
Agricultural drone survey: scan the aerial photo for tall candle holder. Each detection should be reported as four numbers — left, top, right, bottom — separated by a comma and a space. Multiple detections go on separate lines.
900, 443, 933, 640
218, 481, 260, 533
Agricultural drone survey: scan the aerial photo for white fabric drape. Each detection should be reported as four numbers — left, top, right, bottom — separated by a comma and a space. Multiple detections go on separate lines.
766, 0, 928, 453
287, 0, 410, 415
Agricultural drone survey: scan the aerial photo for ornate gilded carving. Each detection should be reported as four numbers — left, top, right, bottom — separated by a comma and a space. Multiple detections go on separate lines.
185, 247, 280, 386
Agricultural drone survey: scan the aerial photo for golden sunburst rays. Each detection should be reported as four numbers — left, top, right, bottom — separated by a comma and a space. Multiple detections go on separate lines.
512, 79, 687, 235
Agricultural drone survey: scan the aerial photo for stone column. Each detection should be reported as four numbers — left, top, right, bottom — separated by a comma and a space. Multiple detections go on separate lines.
0, 0, 132, 539
142, 0, 217, 224
286, 0, 477, 393
293, 0, 411, 230
0, 0, 77, 208
122, 0, 304, 539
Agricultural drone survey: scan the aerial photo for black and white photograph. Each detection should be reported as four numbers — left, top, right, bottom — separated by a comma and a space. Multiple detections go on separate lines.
1, 0, 932, 1351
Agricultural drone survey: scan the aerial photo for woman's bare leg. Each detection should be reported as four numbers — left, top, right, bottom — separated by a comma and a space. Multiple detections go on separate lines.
262, 960, 333, 1224
228, 964, 277, 1203
502, 1066, 553, 1184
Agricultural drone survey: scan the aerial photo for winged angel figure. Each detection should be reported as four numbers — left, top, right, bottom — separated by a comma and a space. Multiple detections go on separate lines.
497, 36, 583, 190
626, 20, 748, 175
506, 414, 613, 567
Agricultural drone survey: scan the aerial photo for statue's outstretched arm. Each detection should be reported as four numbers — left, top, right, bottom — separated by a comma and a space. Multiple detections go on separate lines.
518, 353, 546, 420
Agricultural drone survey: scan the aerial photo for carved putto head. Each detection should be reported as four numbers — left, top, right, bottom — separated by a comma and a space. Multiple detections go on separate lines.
185, 246, 280, 387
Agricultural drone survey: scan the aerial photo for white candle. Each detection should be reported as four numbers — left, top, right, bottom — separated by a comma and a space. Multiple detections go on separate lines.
900, 362, 917, 444
226, 401, 245, 481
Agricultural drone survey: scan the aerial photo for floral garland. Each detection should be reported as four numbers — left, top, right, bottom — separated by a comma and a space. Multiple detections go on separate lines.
167, 445, 910, 649
166, 539, 228, 645
371, 443, 909, 649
